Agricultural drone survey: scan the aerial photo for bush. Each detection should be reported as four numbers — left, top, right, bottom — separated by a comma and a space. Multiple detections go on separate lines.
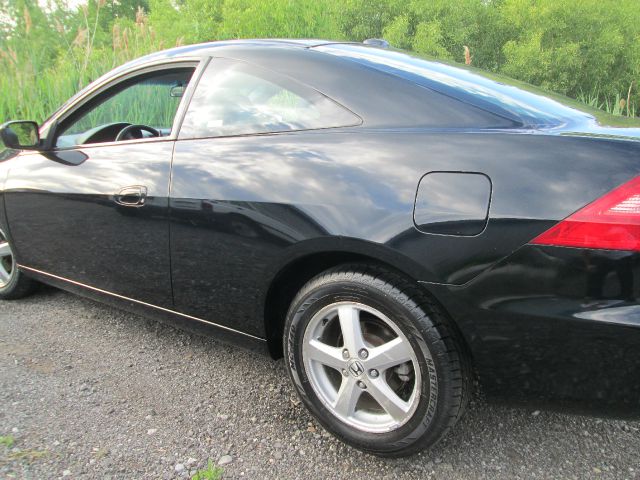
497, 0, 639, 109
1, 0, 639, 123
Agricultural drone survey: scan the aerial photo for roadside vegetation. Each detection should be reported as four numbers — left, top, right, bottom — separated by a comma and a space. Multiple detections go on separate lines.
191, 460, 224, 480
1, 0, 639, 123
0, 434, 48, 471
0, 435, 15, 448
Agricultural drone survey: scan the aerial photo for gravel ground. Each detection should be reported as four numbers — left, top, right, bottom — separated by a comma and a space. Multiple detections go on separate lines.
1, 287, 640, 480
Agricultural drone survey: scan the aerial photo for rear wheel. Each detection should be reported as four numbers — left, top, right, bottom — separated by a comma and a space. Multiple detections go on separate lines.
0, 229, 37, 300
284, 264, 470, 457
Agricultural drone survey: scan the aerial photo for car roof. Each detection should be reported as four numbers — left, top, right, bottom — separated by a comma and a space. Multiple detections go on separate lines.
126, 39, 350, 64
136, 39, 620, 128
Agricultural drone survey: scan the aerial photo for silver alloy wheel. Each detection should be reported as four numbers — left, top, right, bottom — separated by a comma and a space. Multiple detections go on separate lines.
0, 229, 15, 288
302, 302, 422, 433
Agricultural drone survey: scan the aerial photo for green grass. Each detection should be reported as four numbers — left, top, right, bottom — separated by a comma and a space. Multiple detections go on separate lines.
0, 435, 15, 448
2, 0, 640, 125
191, 460, 224, 480
578, 88, 637, 119
0, 435, 49, 467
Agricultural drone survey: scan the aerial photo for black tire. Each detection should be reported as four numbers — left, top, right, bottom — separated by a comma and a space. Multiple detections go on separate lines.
0, 230, 38, 300
284, 264, 471, 457
0, 267, 38, 300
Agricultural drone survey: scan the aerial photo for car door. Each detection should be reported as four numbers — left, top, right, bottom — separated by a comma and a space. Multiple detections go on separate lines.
4, 61, 198, 307
169, 57, 361, 334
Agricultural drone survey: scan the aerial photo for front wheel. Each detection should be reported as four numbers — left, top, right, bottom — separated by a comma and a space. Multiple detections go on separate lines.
284, 265, 470, 457
0, 228, 38, 300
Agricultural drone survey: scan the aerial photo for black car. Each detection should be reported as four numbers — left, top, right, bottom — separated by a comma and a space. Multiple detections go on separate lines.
1, 39, 640, 457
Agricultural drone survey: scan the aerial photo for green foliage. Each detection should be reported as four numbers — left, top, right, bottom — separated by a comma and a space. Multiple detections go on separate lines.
1, 0, 640, 124
0, 435, 15, 448
217, 0, 343, 40
339, 0, 404, 41
191, 460, 223, 480
497, 0, 640, 106
412, 21, 451, 59
148, 0, 224, 45
0, 0, 166, 122
578, 88, 637, 118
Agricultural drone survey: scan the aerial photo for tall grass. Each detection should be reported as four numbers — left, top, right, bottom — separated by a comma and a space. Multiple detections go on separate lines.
1, 0, 639, 124
0, 5, 168, 124
577, 85, 637, 118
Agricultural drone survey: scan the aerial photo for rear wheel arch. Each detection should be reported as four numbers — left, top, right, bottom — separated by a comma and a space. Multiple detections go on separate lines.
262, 241, 473, 367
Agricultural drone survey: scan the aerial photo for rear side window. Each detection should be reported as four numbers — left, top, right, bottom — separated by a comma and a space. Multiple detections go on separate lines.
179, 58, 361, 139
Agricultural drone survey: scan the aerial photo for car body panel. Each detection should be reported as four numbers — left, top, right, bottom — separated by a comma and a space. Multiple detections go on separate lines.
4, 142, 174, 307
168, 129, 640, 341
428, 245, 640, 415
15, 262, 269, 353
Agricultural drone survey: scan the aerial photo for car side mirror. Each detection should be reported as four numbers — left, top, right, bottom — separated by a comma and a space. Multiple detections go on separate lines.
170, 84, 186, 98
0, 121, 40, 150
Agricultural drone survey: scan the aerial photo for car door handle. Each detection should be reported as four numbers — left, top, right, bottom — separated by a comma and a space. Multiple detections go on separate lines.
115, 185, 147, 207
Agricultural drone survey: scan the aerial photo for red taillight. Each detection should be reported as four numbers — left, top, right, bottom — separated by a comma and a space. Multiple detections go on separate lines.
531, 176, 640, 251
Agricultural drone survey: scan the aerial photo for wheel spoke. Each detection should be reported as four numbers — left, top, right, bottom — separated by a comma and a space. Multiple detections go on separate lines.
0, 242, 10, 258
303, 301, 421, 432
366, 377, 411, 422
367, 337, 413, 372
333, 375, 361, 418
338, 305, 365, 354
0, 262, 10, 282
307, 339, 345, 371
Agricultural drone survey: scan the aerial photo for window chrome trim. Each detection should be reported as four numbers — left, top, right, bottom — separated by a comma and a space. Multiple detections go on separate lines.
172, 57, 211, 138
17, 264, 265, 342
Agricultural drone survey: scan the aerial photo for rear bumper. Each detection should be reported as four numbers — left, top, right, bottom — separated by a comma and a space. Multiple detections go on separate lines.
428, 245, 640, 417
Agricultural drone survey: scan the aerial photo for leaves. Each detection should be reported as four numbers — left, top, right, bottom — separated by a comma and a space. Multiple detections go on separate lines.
1, 0, 640, 123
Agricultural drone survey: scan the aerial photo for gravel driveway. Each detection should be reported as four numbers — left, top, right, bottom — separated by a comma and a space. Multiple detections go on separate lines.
1, 287, 639, 479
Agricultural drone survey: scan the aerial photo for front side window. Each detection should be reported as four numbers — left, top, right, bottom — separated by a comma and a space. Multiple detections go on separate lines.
179, 59, 360, 139
56, 68, 194, 148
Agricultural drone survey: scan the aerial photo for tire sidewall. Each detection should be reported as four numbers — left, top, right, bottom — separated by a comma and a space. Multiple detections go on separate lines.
285, 276, 454, 455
